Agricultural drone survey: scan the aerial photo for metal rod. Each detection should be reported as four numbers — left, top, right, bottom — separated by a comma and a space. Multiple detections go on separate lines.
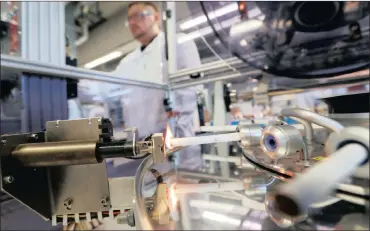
232, 79, 369, 100
171, 70, 261, 90
1, 54, 168, 90
200, 125, 238, 132
281, 108, 344, 133
288, 117, 313, 145
134, 156, 155, 230
174, 182, 245, 194
169, 57, 240, 79
166, 2, 177, 75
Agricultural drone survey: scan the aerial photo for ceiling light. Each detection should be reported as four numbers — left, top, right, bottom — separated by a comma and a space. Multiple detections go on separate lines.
179, 4, 261, 30
84, 51, 123, 69
178, 8, 263, 44
178, 16, 238, 44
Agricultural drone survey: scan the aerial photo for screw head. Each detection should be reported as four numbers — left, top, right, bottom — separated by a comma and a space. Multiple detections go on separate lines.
127, 210, 135, 227
101, 196, 110, 207
1, 139, 7, 146
64, 198, 73, 210
3, 176, 14, 184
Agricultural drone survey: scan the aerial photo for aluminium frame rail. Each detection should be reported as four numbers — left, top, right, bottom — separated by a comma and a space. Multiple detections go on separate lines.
1, 54, 168, 90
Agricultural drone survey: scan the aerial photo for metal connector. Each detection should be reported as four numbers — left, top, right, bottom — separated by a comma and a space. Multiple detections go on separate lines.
151, 133, 165, 164
152, 183, 170, 225
135, 133, 165, 163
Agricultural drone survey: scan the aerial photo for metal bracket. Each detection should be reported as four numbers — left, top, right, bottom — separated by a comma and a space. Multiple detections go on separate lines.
46, 117, 110, 216
151, 133, 165, 164
253, 75, 270, 106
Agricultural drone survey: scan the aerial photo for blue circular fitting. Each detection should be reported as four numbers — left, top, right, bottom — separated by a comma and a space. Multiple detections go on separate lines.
264, 134, 278, 152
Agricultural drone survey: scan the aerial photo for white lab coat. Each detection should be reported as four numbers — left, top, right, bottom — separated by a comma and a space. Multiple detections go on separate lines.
111, 32, 203, 169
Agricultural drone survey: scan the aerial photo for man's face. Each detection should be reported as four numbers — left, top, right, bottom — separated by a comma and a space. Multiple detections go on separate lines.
127, 4, 158, 40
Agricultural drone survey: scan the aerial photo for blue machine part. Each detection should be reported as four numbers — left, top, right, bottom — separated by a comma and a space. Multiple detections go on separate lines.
284, 117, 298, 125
230, 121, 240, 125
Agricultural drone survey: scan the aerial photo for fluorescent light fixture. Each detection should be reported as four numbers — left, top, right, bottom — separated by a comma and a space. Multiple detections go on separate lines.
178, 16, 239, 44
84, 51, 123, 69
178, 7, 263, 44
179, 4, 262, 30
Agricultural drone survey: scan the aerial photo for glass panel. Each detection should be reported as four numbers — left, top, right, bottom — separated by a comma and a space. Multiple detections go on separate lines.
181, 1, 370, 78
175, 1, 237, 65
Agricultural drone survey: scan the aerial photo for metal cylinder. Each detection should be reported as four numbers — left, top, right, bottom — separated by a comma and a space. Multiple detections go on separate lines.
11, 140, 99, 167
265, 192, 307, 228
281, 108, 344, 133
237, 124, 262, 147
260, 125, 305, 159
97, 140, 138, 159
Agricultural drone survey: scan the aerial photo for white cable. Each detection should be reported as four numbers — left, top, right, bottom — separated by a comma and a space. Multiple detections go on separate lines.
200, 36, 239, 72
276, 143, 368, 215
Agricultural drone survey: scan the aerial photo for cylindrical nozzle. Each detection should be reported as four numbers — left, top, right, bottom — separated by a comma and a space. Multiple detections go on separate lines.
237, 124, 262, 147
265, 192, 307, 228
260, 125, 306, 160
11, 139, 140, 167
274, 143, 368, 217
97, 140, 138, 159
12, 140, 100, 167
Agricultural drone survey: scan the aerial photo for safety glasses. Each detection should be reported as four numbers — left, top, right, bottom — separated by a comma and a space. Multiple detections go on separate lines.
127, 10, 153, 22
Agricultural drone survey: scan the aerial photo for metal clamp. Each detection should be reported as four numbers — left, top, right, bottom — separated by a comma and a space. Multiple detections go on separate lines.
151, 133, 165, 164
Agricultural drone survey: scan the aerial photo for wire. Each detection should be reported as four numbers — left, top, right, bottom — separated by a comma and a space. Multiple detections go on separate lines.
150, 168, 164, 184
196, 3, 238, 72
199, 2, 264, 72
125, 134, 153, 160
125, 153, 150, 160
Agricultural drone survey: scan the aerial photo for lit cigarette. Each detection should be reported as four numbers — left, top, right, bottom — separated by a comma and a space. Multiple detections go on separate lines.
174, 182, 245, 194
170, 132, 241, 147
200, 125, 238, 132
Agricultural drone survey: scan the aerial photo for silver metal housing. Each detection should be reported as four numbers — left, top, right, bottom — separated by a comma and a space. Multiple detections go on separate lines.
260, 125, 305, 160
237, 124, 262, 147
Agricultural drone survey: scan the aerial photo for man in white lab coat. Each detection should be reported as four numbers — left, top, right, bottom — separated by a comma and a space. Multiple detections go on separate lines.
112, 2, 203, 170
